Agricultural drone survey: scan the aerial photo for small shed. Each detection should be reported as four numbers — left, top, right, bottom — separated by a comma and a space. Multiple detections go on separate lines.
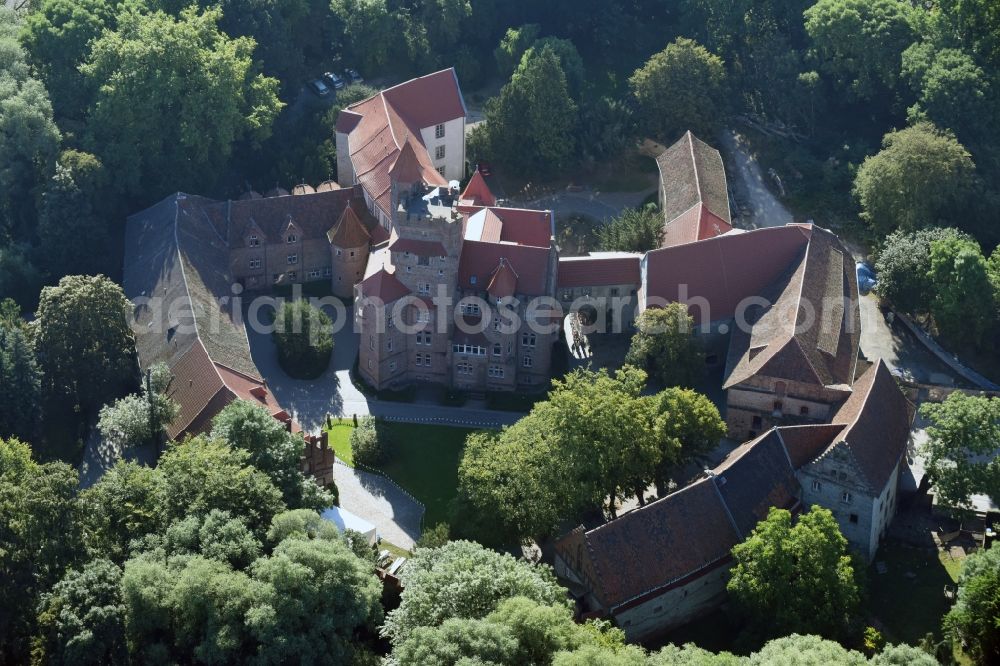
321, 506, 377, 547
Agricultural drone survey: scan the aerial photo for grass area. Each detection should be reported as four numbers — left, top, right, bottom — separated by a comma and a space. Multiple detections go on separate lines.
322, 420, 478, 529
868, 542, 963, 646
325, 421, 354, 466
376, 422, 477, 528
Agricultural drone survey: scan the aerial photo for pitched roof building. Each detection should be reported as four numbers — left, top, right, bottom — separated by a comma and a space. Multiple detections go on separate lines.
656, 131, 733, 247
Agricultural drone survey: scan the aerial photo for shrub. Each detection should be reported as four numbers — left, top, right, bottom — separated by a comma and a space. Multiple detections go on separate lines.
350, 416, 390, 467
273, 300, 333, 379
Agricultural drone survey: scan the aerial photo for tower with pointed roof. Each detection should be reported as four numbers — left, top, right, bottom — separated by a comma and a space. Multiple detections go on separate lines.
327, 206, 372, 298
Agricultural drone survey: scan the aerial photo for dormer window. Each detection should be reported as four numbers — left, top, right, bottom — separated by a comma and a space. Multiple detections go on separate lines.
286, 233, 297, 244
249, 234, 260, 247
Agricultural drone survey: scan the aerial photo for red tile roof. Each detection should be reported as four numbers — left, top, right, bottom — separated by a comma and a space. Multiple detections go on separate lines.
775, 424, 846, 468
829, 360, 914, 490
338, 69, 463, 219
495, 208, 553, 248
458, 170, 496, 210
723, 225, 861, 390
644, 225, 811, 321
657, 131, 732, 248
487, 259, 518, 299
358, 268, 411, 303
458, 240, 551, 296
557, 255, 641, 287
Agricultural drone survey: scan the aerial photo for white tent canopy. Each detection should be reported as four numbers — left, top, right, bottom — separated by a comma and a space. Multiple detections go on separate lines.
321, 506, 377, 547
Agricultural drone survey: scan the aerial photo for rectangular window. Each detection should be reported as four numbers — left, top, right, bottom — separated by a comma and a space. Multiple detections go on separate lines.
435, 123, 445, 139
286, 234, 297, 244
308, 269, 321, 279
287, 271, 296, 281
367, 359, 373, 369
522, 355, 533, 368
336, 248, 342, 256
387, 339, 393, 352
418, 255, 430, 266
249, 258, 261, 269
350, 250, 356, 257
437, 166, 446, 177
369, 336, 375, 351
287, 254, 298, 265
461, 303, 481, 316
842, 491, 853, 504
249, 234, 260, 247
488, 365, 504, 378
493, 343, 502, 356
457, 362, 473, 375
417, 332, 432, 345
389, 361, 397, 372
418, 283, 431, 295
800, 405, 810, 416
521, 333, 536, 347
435, 145, 446, 160
452, 344, 485, 356
561, 291, 572, 301
610, 287, 619, 296
849, 513, 859, 524
323, 267, 331, 277
415, 354, 423, 367
416, 311, 431, 323
811, 480, 821, 492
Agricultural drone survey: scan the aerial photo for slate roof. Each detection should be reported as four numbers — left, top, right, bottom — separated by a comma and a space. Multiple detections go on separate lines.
723, 225, 860, 390
557, 255, 642, 287
389, 236, 448, 257
124, 193, 288, 438
338, 69, 464, 219
226, 186, 375, 246
643, 224, 811, 321
327, 206, 371, 248
557, 430, 801, 609
563, 477, 741, 608
776, 424, 846, 468
656, 132, 733, 247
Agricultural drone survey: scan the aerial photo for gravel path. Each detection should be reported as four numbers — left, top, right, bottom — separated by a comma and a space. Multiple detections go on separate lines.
332, 461, 424, 549
718, 129, 794, 229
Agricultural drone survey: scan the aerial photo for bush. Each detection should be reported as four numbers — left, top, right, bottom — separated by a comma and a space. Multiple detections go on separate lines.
350, 416, 391, 467
273, 300, 333, 379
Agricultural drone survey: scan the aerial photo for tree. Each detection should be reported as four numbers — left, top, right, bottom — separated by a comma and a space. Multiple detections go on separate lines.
747, 634, 868, 664
33, 275, 137, 414
97, 363, 179, 452
902, 43, 995, 149
0, 317, 41, 441
35, 150, 113, 281
80, 460, 163, 564
0, 243, 42, 311
155, 436, 285, 539
649, 643, 741, 665
598, 204, 663, 253
19, 0, 113, 119
650, 388, 727, 497
0, 7, 61, 237
853, 122, 976, 236
804, 0, 917, 101
625, 304, 703, 388
273, 299, 334, 379
329, 0, 396, 75
211, 400, 330, 510
919, 393, 1000, 512
395, 617, 519, 666
381, 540, 567, 646
80, 6, 282, 197
629, 37, 727, 141
470, 45, 577, 177
873, 227, 970, 313
927, 236, 995, 348
944, 545, 1000, 663
349, 415, 391, 467
0, 437, 82, 664
33, 558, 127, 666
727, 506, 861, 640
494, 23, 540, 78
240, 535, 383, 662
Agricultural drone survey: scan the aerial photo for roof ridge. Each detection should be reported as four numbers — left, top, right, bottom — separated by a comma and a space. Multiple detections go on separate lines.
686, 131, 705, 209
709, 472, 744, 538
171, 338, 226, 436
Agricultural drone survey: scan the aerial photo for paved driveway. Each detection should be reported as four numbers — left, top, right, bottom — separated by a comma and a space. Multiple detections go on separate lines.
518, 187, 657, 223
246, 302, 524, 434
332, 461, 424, 549
719, 129, 794, 229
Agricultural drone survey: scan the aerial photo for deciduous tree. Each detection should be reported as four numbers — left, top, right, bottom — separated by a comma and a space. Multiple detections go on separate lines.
273, 299, 334, 379
629, 37, 727, 141
0, 316, 40, 441
625, 303, 703, 388
598, 204, 663, 253
873, 227, 970, 313
927, 235, 995, 348
919, 393, 1000, 512
853, 122, 976, 236
944, 544, 1000, 663
727, 506, 861, 640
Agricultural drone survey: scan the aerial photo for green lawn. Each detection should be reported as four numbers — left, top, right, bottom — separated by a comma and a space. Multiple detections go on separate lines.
868, 543, 964, 646
376, 422, 477, 528
322, 420, 477, 529
325, 421, 354, 466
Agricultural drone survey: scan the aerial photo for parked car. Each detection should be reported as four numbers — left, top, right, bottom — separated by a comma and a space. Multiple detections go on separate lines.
308, 78, 330, 96
856, 262, 877, 295
323, 71, 345, 90
344, 68, 363, 84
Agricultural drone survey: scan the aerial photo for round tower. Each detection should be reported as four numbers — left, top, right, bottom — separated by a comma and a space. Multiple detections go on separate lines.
327, 205, 371, 299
